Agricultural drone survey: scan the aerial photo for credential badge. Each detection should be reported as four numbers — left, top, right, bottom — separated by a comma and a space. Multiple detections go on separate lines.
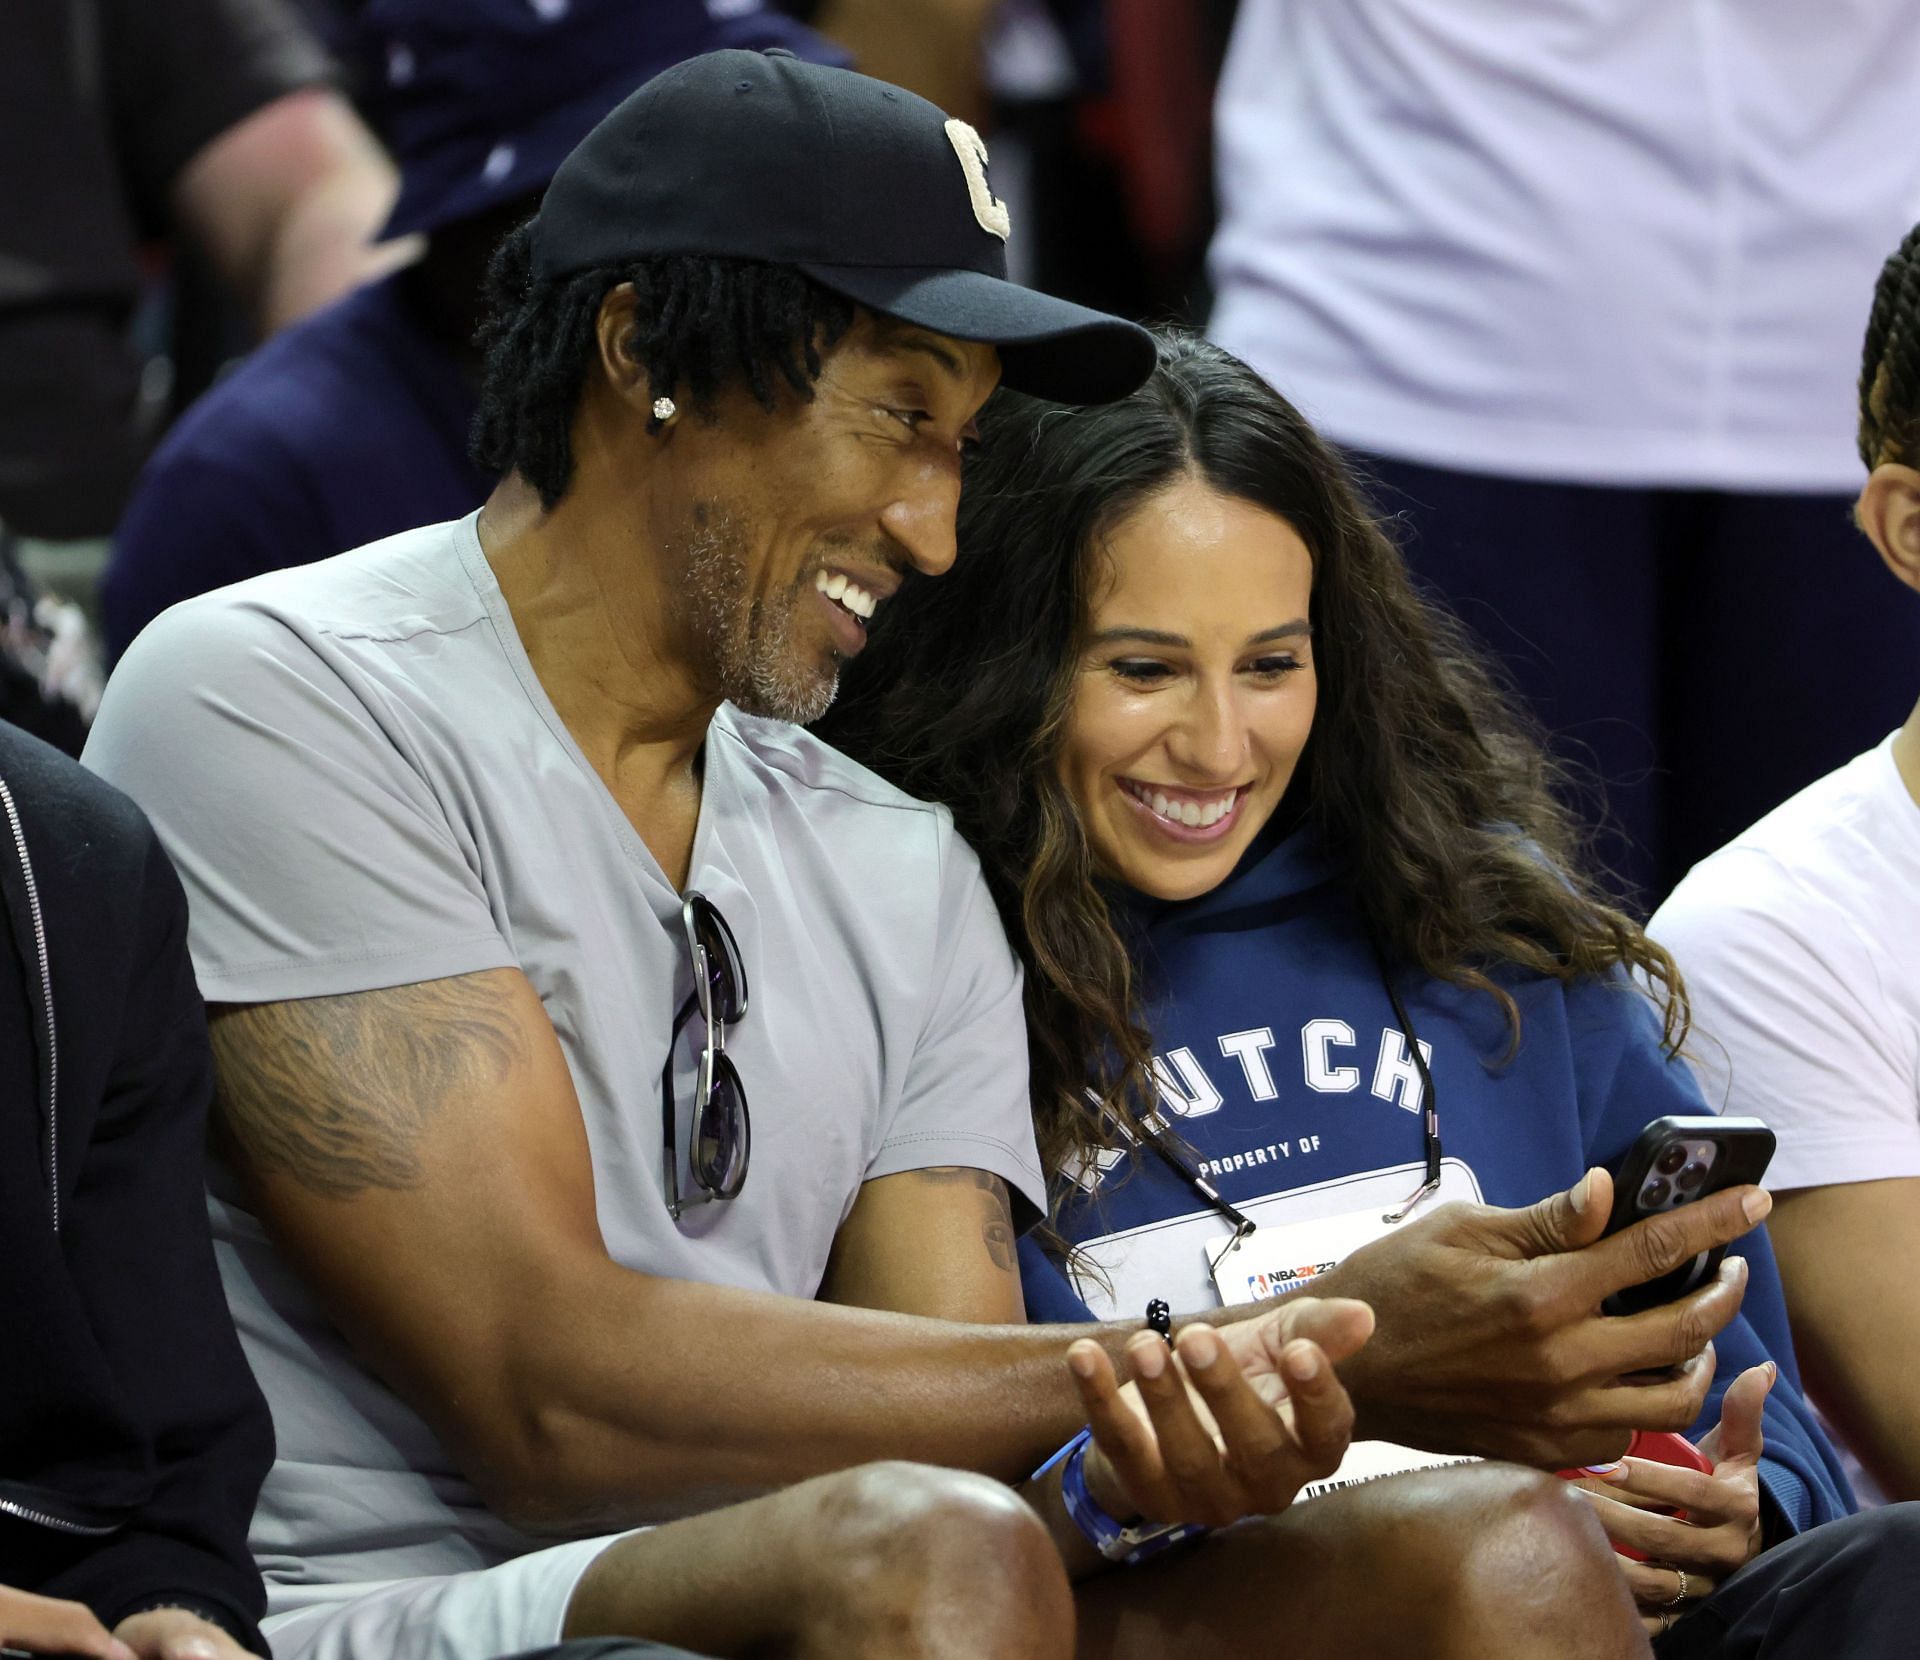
945, 119, 1011, 242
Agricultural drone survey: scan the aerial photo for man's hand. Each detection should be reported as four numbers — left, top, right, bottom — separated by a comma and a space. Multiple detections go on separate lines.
1071, 1296, 1374, 1529
113, 1608, 259, 1660
0, 1587, 136, 1660
1314, 1168, 1767, 1466
1576, 1362, 1772, 1638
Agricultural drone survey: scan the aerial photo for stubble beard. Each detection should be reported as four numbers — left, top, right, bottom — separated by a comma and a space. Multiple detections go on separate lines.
679, 508, 841, 726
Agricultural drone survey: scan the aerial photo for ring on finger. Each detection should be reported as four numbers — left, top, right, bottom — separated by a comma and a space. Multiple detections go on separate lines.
1659, 1609, 1678, 1635
1660, 1567, 1694, 1607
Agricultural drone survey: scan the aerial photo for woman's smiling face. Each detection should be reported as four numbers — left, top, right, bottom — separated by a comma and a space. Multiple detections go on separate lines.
1058, 474, 1317, 902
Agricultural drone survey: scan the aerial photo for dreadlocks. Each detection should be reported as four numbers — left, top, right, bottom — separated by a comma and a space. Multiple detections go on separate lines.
471, 219, 856, 508
1858, 221, 1920, 471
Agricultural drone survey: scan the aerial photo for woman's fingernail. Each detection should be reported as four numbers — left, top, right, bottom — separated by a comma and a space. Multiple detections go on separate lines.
1581, 1460, 1623, 1475
1574, 1169, 1597, 1210
178, 1642, 220, 1660
1134, 1339, 1166, 1381
1284, 1343, 1321, 1383
1184, 1329, 1221, 1370
1068, 1343, 1098, 1380
1742, 1188, 1772, 1223
1765, 1361, 1779, 1386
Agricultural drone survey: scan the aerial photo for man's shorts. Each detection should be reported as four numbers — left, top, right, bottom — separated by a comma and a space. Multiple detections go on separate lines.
262, 1534, 635, 1660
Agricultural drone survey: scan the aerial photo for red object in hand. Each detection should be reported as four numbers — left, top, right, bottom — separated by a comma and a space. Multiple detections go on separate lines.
1557, 1430, 1714, 1560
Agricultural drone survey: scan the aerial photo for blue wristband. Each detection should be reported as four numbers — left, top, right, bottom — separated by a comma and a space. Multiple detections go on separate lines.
1035, 1428, 1209, 1565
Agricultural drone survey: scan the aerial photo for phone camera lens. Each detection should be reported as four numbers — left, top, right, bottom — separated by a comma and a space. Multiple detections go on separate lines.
1642, 1175, 1672, 1208
1656, 1143, 1688, 1176
1677, 1161, 1708, 1193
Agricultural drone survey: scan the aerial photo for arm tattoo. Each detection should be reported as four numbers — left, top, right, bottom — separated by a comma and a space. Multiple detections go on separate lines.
209, 972, 529, 1199
920, 1166, 1018, 1274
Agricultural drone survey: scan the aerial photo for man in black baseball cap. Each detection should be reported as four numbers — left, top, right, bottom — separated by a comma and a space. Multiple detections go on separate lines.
525, 46, 1153, 405
85, 44, 1552, 1660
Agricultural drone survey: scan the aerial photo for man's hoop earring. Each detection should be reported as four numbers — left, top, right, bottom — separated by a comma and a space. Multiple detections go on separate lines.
651, 395, 678, 429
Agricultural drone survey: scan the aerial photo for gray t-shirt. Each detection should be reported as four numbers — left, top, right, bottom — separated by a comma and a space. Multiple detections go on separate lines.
83, 513, 1043, 1607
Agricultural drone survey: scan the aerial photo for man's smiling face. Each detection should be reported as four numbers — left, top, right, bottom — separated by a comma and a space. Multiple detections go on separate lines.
645, 311, 1001, 724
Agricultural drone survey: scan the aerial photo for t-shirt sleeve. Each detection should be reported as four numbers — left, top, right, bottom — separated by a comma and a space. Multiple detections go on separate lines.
1651, 856, 1920, 1192
866, 821, 1046, 1223
82, 597, 516, 1004
104, 0, 334, 228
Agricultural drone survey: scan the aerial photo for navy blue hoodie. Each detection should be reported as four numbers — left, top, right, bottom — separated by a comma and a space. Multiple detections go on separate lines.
1021, 822, 1853, 1534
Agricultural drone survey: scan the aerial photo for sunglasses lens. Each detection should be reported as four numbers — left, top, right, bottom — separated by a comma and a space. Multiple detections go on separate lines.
693, 1055, 750, 1197
689, 901, 747, 1024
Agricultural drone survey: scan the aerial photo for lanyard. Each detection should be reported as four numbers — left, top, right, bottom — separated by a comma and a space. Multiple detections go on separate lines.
1142, 937, 1442, 1236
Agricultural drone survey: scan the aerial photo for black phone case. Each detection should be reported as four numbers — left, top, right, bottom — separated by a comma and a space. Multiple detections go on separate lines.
1601, 1116, 1775, 1317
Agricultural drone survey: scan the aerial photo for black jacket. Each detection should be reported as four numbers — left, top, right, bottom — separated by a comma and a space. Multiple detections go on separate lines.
0, 721, 272, 1647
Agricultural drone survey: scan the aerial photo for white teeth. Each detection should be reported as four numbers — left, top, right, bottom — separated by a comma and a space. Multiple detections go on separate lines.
1125, 782, 1239, 830
815, 570, 877, 620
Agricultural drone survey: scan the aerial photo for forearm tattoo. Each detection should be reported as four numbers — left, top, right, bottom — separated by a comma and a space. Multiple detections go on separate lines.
208, 972, 528, 1198
922, 1166, 1018, 1273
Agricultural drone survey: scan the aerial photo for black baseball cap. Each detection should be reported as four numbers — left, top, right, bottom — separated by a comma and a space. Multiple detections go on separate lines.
530, 48, 1155, 405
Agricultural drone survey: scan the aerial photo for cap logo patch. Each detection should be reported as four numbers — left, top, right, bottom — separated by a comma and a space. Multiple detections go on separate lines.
945, 119, 1011, 242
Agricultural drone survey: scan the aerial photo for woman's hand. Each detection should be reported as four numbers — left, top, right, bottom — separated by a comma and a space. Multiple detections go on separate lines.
1070, 1294, 1374, 1530
1578, 1362, 1774, 1637
113, 1606, 260, 1660
0, 1585, 137, 1660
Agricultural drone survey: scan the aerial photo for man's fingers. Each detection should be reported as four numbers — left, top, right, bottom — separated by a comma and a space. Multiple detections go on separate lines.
0, 1588, 136, 1660
1566, 1257, 1746, 1377
1175, 1325, 1309, 1513
1586, 1188, 1769, 1303
1550, 1345, 1720, 1438
1276, 1339, 1354, 1473
1266, 1294, 1374, 1366
1128, 1331, 1233, 1511
1069, 1338, 1166, 1512
1503, 1167, 1613, 1258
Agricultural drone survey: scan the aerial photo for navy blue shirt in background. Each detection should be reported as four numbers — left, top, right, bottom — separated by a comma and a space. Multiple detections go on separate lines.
102, 275, 491, 661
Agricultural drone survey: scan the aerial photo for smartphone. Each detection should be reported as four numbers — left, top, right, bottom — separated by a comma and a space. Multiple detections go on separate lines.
1600, 1115, 1774, 1317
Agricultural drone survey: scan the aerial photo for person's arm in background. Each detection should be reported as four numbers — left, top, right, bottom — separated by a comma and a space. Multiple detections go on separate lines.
109, 0, 405, 334
1565, 974, 1854, 1532
809, 0, 1001, 128
45, 827, 274, 1658
1767, 1181, 1920, 1500
173, 85, 408, 332
1654, 863, 1920, 1501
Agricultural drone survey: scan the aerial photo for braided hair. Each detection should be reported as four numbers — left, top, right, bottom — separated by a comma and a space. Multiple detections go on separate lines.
1858, 221, 1920, 470
471, 219, 856, 508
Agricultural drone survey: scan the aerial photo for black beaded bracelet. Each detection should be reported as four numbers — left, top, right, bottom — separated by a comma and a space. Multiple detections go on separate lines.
1145, 1298, 1173, 1346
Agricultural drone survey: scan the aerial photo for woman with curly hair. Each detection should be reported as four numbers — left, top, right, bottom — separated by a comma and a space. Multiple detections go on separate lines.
819, 329, 1893, 1654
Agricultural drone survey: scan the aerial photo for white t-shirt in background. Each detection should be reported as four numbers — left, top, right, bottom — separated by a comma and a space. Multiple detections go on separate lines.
1209, 0, 1920, 492
1651, 734, 1920, 1190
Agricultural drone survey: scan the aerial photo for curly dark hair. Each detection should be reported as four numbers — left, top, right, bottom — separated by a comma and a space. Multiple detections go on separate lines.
819, 329, 1688, 1196
470, 219, 856, 507
1859, 221, 1920, 470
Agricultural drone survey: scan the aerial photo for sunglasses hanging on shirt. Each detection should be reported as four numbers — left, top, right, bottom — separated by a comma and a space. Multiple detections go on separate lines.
661, 891, 752, 1220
